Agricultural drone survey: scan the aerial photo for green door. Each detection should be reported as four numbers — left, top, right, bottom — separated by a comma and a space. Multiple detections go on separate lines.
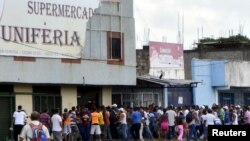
0, 95, 15, 141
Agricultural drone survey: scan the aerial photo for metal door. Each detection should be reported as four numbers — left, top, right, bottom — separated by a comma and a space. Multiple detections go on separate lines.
168, 87, 193, 107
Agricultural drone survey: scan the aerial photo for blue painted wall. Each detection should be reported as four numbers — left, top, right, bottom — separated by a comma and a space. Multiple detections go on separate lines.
211, 61, 226, 87
191, 59, 226, 106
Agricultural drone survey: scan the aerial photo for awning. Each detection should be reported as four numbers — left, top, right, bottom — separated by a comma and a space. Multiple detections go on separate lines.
137, 75, 200, 88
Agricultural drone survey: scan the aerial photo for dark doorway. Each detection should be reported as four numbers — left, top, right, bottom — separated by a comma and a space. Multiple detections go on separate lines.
0, 85, 14, 141
112, 94, 122, 106
77, 86, 101, 109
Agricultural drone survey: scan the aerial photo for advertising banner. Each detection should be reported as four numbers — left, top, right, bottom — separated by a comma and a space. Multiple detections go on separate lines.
0, 0, 100, 58
149, 41, 183, 68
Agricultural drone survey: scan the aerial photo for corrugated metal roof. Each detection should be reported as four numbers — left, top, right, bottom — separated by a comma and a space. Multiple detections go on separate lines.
137, 75, 200, 87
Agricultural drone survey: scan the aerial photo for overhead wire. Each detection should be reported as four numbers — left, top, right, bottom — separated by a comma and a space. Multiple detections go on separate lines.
134, 2, 158, 41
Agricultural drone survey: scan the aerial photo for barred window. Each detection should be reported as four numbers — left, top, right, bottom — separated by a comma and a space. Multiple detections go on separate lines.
33, 86, 61, 113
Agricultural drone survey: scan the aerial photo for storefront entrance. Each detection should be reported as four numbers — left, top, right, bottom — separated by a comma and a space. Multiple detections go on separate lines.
0, 85, 15, 141
77, 86, 102, 109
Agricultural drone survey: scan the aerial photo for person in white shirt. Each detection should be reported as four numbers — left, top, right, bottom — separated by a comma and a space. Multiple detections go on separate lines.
166, 105, 177, 140
143, 107, 153, 140
51, 108, 63, 141
203, 109, 216, 141
19, 111, 50, 141
12, 105, 28, 141
184, 106, 190, 117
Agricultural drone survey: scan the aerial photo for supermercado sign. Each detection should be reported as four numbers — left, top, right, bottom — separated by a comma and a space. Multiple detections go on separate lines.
0, 0, 100, 58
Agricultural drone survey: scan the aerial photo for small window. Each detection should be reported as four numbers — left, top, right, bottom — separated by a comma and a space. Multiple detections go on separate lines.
107, 31, 124, 65
111, 38, 121, 59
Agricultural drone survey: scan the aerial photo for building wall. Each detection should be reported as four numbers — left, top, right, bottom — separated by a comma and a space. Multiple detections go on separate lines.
192, 59, 217, 106
225, 61, 250, 87
211, 61, 226, 87
192, 58, 250, 106
202, 50, 244, 60
149, 68, 184, 79
137, 45, 184, 79
13, 85, 112, 113
0, 0, 136, 86
136, 46, 150, 76
14, 84, 33, 115
102, 87, 112, 106
184, 47, 250, 79
185, 44, 250, 106
184, 51, 199, 79
61, 86, 77, 110
148, 41, 184, 79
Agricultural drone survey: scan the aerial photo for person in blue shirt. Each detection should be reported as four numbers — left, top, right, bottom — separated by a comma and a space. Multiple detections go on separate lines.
223, 106, 231, 125
130, 107, 142, 140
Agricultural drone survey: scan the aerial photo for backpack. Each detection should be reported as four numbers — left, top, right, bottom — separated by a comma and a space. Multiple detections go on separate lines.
29, 123, 48, 141
214, 118, 222, 125
186, 111, 193, 123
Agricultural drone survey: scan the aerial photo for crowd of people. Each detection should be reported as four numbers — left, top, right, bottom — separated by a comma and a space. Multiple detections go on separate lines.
12, 103, 250, 141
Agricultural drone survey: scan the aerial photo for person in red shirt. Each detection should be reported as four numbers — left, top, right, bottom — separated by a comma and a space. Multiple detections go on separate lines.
82, 107, 91, 141
103, 106, 112, 139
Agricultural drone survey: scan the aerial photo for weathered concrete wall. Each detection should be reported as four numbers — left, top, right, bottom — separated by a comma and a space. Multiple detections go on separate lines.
149, 68, 184, 79
184, 47, 250, 80
136, 46, 150, 76
225, 61, 250, 87
184, 51, 199, 79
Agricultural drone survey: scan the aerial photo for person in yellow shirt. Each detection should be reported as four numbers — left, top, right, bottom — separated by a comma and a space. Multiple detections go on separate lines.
99, 106, 105, 139
90, 107, 101, 141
